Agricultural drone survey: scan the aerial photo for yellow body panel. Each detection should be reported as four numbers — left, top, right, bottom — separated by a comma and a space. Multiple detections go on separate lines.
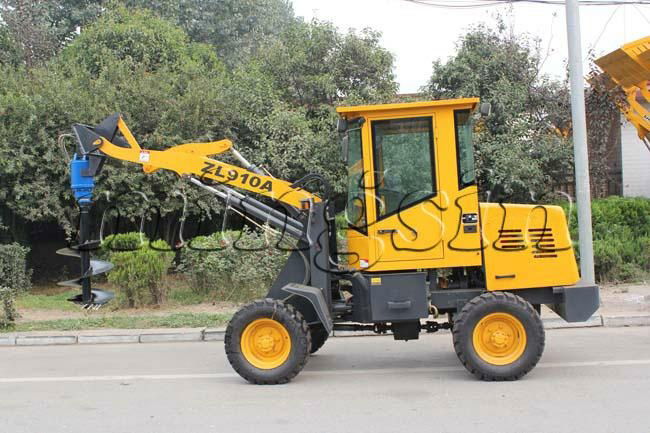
479, 202, 579, 290
336, 98, 481, 114
166, 139, 233, 156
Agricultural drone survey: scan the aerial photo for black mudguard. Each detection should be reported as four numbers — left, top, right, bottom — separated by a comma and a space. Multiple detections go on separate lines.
266, 249, 333, 333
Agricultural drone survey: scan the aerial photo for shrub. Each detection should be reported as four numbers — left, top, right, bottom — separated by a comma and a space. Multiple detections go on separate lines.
0, 243, 32, 327
564, 197, 650, 282
102, 232, 147, 251
0, 286, 18, 327
179, 228, 289, 303
106, 234, 174, 308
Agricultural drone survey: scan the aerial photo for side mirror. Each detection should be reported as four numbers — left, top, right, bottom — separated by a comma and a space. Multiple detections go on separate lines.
480, 102, 492, 117
341, 134, 349, 164
337, 118, 348, 133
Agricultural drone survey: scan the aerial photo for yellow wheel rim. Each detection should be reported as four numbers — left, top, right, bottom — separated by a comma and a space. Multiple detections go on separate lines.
240, 318, 291, 369
472, 312, 527, 366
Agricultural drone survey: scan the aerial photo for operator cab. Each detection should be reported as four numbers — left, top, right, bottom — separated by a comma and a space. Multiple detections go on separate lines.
336, 99, 482, 273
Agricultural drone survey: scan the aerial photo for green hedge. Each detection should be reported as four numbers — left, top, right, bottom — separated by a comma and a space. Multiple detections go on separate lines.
103, 233, 174, 308
0, 243, 32, 327
565, 197, 650, 282
178, 229, 288, 303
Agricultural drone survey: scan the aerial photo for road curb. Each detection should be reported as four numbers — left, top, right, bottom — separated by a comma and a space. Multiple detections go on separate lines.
78, 335, 140, 345
203, 329, 226, 341
0, 336, 16, 346
1, 313, 648, 346
542, 314, 603, 329
15, 335, 77, 346
602, 315, 650, 328
140, 331, 203, 343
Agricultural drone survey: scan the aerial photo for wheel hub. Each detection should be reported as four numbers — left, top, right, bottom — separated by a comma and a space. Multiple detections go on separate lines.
256, 331, 279, 352
489, 328, 509, 348
472, 312, 527, 365
241, 318, 291, 370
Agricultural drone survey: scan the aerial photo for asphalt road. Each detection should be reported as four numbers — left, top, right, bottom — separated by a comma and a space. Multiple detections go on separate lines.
1, 327, 649, 433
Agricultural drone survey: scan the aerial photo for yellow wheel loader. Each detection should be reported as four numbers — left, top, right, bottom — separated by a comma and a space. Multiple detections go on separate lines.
595, 35, 649, 147
64, 97, 599, 384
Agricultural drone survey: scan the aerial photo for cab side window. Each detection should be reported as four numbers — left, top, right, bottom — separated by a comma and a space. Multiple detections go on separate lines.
371, 117, 436, 219
454, 109, 476, 189
345, 127, 367, 231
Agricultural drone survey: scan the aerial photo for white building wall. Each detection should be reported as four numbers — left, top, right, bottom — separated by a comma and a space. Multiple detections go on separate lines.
621, 109, 650, 198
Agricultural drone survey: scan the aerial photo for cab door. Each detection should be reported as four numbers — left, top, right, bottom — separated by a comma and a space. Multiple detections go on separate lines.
369, 116, 444, 264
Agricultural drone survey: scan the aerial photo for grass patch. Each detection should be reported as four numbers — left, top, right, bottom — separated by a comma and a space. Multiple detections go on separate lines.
17, 282, 217, 311
16, 290, 80, 311
2, 312, 232, 333
167, 287, 212, 305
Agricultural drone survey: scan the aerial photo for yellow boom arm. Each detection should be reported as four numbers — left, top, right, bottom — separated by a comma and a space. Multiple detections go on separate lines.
92, 115, 320, 209
595, 36, 650, 145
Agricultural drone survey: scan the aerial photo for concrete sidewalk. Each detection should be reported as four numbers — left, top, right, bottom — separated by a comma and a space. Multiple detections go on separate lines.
1, 311, 649, 347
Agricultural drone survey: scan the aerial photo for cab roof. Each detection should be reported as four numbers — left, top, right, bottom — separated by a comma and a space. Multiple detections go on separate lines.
336, 98, 480, 116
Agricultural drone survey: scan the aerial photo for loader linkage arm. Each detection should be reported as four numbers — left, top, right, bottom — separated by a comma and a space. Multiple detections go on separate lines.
595, 36, 650, 146
72, 113, 321, 210
62, 113, 330, 309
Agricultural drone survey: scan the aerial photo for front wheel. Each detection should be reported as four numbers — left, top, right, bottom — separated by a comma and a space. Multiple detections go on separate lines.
452, 291, 545, 381
225, 299, 311, 384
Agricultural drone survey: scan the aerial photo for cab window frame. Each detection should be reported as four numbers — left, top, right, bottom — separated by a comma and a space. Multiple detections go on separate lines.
454, 109, 477, 190
370, 116, 437, 222
344, 125, 368, 234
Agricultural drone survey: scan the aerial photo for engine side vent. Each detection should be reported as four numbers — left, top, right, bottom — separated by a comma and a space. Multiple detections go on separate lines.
529, 228, 557, 258
496, 229, 525, 251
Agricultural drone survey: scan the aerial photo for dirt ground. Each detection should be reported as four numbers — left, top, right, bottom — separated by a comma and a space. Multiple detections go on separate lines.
16, 302, 239, 323
597, 282, 650, 315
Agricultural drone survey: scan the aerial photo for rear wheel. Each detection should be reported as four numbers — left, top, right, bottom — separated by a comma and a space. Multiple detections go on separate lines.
225, 299, 311, 384
452, 291, 544, 381
309, 324, 329, 354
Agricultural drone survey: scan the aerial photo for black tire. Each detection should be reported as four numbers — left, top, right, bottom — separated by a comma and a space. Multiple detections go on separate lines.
452, 291, 545, 381
309, 324, 329, 354
225, 299, 311, 384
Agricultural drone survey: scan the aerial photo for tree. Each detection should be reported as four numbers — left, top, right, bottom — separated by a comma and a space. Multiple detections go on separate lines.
422, 21, 573, 202
0, 24, 22, 66
0, 4, 399, 239
1, 0, 295, 67
235, 19, 398, 194
57, 6, 222, 75
0, 0, 60, 67
585, 60, 627, 198
258, 20, 397, 109
0, 7, 229, 236
115, 0, 296, 66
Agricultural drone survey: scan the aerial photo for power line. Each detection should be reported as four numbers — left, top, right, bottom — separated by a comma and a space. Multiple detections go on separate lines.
590, 4, 621, 50
403, 0, 650, 8
634, 3, 650, 23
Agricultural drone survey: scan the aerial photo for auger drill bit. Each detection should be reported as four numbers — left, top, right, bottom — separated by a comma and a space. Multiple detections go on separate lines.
57, 128, 115, 309
56, 243, 114, 309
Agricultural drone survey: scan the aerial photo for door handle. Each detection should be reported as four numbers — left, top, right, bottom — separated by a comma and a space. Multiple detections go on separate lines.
378, 229, 397, 235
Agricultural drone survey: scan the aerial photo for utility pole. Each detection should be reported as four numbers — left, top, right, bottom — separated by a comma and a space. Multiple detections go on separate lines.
565, 0, 595, 285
